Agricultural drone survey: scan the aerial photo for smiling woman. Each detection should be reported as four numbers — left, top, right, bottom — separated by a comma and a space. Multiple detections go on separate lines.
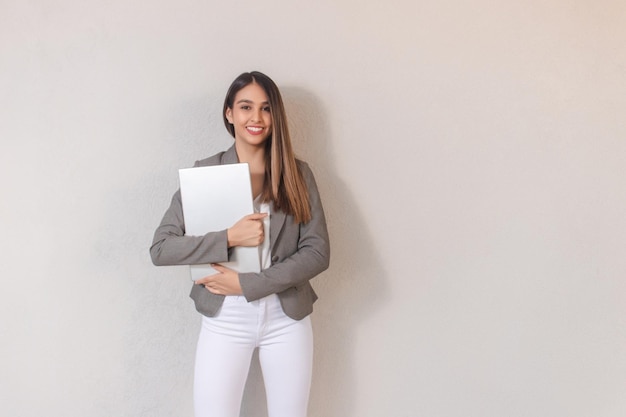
225, 83, 272, 150
150, 71, 330, 417
222, 72, 313, 224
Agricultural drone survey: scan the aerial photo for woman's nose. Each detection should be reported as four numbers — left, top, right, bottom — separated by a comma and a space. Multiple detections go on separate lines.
250, 108, 262, 122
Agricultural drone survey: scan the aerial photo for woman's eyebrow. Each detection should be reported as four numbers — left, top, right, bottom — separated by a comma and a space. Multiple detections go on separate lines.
235, 99, 269, 105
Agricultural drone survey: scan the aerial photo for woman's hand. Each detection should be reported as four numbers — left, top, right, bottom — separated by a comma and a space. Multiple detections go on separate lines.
195, 264, 242, 295
227, 212, 268, 247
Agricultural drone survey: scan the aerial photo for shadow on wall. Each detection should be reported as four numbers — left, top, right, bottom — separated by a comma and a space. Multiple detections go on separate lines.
103, 95, 225, 417
240, 87, 389, 417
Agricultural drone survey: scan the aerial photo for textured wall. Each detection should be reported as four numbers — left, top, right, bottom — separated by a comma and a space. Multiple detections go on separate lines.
1, 1, 625, 416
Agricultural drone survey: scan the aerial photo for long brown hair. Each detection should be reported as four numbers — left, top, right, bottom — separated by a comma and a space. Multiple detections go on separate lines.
223, 71, 311, 224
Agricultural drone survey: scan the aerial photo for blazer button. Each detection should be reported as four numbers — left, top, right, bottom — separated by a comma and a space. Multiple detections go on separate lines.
271, 256, 279, 263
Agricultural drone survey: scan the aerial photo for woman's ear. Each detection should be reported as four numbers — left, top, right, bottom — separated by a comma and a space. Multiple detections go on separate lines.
225, 107, 233, 124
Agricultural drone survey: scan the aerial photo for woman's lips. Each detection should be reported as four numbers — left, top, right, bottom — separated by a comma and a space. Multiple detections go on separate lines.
246, 126, 265, 135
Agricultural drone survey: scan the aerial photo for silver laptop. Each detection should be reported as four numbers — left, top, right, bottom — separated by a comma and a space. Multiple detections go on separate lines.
179, 163, 261, 281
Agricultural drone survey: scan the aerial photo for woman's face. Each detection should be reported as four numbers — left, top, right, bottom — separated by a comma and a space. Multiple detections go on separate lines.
225, 82, 272, 148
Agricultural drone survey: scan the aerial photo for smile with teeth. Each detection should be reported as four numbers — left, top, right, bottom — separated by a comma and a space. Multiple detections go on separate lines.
246, 126, 265, 134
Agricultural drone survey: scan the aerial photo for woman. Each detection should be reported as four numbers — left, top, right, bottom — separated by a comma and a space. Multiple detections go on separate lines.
150, 71, 330, 417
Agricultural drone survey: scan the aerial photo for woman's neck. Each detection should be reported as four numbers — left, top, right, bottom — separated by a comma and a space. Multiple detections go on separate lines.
235, 142, 266, 197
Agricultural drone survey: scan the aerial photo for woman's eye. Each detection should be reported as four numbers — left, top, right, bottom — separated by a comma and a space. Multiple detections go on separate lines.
263, 107, 271, 112
240, 105, 251, 110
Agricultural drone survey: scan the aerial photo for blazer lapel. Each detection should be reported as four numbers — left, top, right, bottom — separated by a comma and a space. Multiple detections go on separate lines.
270, 209, 286, 251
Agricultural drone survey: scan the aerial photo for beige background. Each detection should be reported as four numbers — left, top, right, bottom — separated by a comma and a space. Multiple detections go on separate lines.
1, 1, 625, 416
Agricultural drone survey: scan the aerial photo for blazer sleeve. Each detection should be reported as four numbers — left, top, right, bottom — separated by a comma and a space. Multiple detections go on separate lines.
238, 163, 330, 301
149, 188, 230, 267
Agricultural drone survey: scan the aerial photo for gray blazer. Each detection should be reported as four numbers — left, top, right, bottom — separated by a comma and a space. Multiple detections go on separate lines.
150, 145, 330, 320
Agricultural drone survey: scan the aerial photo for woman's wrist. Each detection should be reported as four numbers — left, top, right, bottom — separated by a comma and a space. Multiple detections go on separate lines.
226, 228, 238, 248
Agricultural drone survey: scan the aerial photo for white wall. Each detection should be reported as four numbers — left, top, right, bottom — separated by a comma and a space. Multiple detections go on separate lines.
1, 1, 625, 416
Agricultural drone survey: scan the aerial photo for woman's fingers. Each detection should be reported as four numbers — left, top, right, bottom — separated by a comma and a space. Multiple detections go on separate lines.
227, 212, 268, 247
195, 264, 242, 295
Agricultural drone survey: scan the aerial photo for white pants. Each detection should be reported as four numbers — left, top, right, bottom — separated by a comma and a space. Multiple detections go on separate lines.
194, 294, 313, 417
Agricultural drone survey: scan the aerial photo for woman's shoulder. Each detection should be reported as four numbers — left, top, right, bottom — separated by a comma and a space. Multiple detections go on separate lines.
194, 152, 224, 167
193, 145, 238, 167
296, 158, 319, 186
295, 158, 311, 171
